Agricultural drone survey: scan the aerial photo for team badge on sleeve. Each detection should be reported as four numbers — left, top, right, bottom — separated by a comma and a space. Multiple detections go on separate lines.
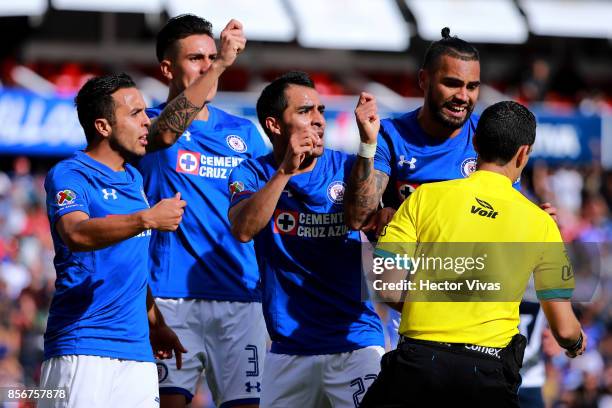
326, 181, 346, 205
229, 181, 245, 199
461, 158, 477, 177
226, 135, 248, 153
56, 189, 76, 206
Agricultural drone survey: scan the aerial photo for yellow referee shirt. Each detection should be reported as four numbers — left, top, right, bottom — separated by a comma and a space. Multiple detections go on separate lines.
375, 170, 574, 348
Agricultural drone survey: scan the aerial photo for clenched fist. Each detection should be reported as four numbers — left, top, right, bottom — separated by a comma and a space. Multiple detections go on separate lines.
143, 192, 187, 231
355, 92, 380, 145
279, 129, 321, 175
215, 19, 247, 69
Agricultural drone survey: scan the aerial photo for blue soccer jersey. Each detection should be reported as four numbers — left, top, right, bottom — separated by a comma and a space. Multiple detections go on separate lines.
375, 108, 481, 202
229, 150, 384, 355
44, 151, 153, 362
137, 104, 269, 301
375, 109, 519, 201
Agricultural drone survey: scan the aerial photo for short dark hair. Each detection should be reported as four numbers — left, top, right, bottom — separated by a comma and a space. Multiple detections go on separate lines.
474, 101, 536, 165
256, 71, 315, 139
422, 27, 479, 71
75, 73, 136, 144
156, 14, 213, 63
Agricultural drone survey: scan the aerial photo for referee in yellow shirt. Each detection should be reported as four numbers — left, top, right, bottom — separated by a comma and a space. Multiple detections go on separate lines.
360, 101, 586, 408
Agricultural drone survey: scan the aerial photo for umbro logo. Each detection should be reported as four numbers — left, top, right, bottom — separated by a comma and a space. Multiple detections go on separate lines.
398, 155, 417, 169
470, 197, 498, 219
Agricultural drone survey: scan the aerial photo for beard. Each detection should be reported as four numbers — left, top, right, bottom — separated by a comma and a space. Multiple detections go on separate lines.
427, 88, 475, 130
109, 135, 145, 160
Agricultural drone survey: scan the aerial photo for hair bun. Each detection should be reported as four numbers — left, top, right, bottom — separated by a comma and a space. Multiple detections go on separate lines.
441, 27, 451, 39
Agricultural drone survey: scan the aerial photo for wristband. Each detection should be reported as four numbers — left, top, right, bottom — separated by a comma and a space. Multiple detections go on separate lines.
564, 332, 583, 354
358, 142, 377, 159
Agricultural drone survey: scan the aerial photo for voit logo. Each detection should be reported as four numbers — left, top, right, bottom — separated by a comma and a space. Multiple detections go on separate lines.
470, 197, 499, 219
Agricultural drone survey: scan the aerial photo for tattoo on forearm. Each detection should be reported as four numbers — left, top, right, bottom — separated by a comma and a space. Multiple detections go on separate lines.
346, 157, 389, 225
152, 94, 201, 139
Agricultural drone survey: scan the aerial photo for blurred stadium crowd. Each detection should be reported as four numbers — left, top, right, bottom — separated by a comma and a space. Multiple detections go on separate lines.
0, 1, 611, 407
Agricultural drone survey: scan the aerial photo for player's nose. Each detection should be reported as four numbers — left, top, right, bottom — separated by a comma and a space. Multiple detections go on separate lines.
312, 110, 325, 127
200, 58, 213, 74
455, 87, 469, 103
142, 113, 151, 127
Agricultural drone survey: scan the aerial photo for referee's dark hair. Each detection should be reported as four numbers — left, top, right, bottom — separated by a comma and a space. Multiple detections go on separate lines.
256, 71, 315, 140
75, 73, 136, 145
156, 14, 214, 63
422, 27, 479, 71
474, 101, 536, 165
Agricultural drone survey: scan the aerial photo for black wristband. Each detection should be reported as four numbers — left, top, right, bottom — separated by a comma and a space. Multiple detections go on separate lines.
564, 332, 583, 354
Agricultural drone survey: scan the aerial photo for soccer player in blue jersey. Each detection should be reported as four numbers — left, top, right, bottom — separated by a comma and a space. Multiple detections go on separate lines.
39, 73, 190, 408
136, 15, 268, 408
228, 71, 385, 408
39, 20, 244, 407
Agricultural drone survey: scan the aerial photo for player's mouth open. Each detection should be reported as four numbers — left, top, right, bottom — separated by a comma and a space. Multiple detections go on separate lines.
139, 135, 148, 146
444, 104, 467, 117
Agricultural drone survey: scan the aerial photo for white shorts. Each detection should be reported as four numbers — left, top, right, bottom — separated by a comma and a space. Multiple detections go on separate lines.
260, 346, 384, 408
155, 299, 266, 407
38, 355, 158, 408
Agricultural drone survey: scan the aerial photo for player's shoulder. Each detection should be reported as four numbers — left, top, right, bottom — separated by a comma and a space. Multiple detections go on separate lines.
45, 154, 93, 194
145, 104, 164, 119
380, 108, 421, 144
322, 148, 356, 170
381, 108, 418, 131
47, 153, 88, 181
236, 152, 274, 172
210, 105, 257, 131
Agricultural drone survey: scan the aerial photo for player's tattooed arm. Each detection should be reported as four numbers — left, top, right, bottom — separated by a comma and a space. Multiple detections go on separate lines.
346, 91, 389, 230
147, 95, 201, 150
146, 19, 247, 151
345, 157, 389, 230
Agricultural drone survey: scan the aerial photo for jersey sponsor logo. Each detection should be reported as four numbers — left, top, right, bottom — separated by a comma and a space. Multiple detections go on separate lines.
396, 181, 420, 201
101, 188, 118, 200
226, 135, 248, 153
273, 209, 349, 238
398, 155, 417, 169
470, 197, 498, 219
176, 150, 201, 175
327, 181, 346, 204
176, 150, 244, 179
273, 210, 298, 235
156, 362, 168, 383
229, 181, 245, 200
461, 157, 477, 177
56, 189, 76, 206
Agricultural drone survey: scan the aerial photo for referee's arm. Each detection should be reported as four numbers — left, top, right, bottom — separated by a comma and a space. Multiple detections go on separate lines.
540, 301, 586, 357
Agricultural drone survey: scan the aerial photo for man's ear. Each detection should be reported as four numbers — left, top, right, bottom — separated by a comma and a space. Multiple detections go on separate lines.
515, 145, 531, 168
94, 118, 112, 139
418, 69, 428, 92
265, 117, 282, 138
160, 59, 173, 81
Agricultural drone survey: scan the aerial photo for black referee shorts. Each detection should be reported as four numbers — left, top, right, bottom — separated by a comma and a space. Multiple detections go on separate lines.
360, 334, 526, 408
